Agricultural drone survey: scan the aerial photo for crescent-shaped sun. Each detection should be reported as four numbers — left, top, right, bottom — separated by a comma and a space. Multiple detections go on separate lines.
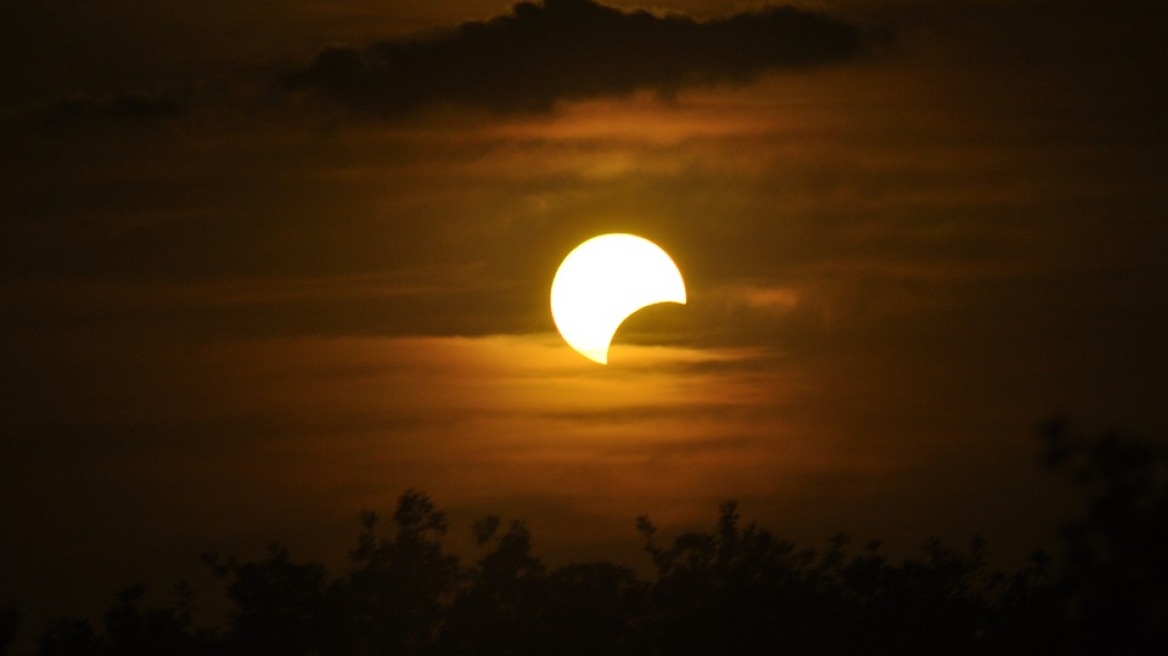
551, 233, 686, 364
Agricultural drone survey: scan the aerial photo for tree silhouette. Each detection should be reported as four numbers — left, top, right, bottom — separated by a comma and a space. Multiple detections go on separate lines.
1, 608, 17, 656
337, 490, 460, 655
204, 544, 329, 656
1041, 421, 1168, 656
37, 583, 212, 656
22, 424, 1168, 656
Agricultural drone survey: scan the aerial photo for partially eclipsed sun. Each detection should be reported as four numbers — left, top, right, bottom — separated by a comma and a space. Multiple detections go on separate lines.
551, 233, 686, 364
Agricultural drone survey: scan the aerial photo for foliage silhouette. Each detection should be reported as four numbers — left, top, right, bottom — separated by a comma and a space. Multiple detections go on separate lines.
36, 584, 211, 656
26, 425, 1168, 656
1, 608, 17, 656
1040, 421, 1168, 656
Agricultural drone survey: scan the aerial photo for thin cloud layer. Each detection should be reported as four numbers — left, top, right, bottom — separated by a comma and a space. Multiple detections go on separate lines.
288, 0, 864, 115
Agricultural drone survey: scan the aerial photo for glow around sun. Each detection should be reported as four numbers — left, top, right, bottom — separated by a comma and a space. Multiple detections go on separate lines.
550, 233, 686, 365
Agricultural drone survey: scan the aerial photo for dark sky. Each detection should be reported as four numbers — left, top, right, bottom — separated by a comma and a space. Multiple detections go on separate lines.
3, 0, 1167, 645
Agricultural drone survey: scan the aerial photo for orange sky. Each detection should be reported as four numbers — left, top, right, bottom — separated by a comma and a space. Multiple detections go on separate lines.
2, 0, 1167, 644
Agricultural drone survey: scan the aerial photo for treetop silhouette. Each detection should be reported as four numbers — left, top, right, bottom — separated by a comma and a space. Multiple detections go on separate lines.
24, 424, 1168, 656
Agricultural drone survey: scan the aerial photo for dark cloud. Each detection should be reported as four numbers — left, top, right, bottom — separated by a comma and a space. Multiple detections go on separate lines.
287, 0, 864, 115
2, 92, 185, 132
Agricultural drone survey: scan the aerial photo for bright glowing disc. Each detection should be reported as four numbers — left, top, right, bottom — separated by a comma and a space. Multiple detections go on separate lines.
550, 233, 686, 364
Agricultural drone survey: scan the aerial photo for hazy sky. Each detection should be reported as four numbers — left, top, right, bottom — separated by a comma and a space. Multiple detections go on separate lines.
3, 0, 1167, 641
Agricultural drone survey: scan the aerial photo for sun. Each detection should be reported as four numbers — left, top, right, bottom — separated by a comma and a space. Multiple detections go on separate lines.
550, 233, 686, 364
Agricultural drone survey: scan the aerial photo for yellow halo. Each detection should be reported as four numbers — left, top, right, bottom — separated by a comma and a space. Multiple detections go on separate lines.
550, 233, 686, 364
